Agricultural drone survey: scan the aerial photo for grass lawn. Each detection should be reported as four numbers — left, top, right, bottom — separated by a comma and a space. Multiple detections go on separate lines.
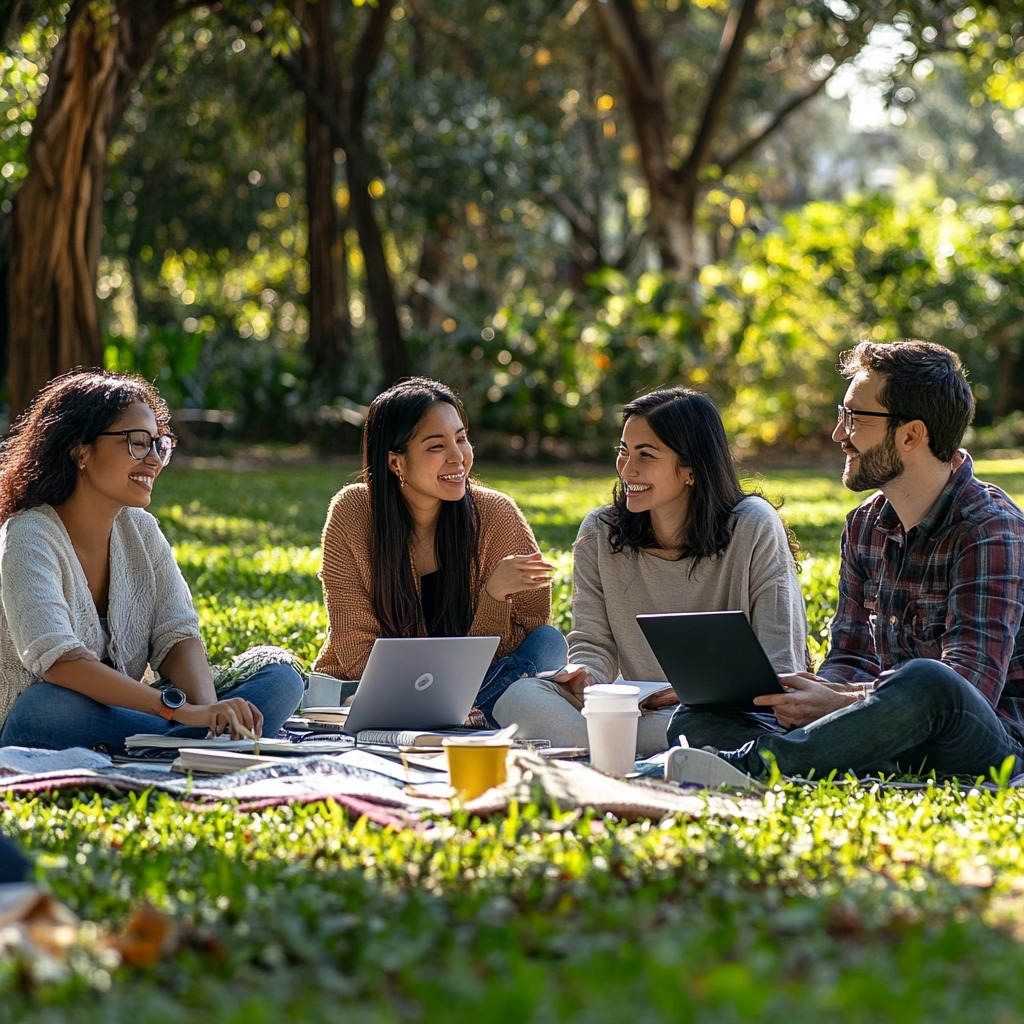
5, 455, 1024, 1022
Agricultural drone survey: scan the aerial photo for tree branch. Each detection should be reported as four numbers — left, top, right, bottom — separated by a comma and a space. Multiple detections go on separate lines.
679, 0, 762, 183
717, 76, 830, 173
217, 5, 354, 153
348, 0, 396, 128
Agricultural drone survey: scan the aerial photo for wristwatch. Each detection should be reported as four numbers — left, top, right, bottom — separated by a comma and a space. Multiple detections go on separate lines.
158, 686, 187, 721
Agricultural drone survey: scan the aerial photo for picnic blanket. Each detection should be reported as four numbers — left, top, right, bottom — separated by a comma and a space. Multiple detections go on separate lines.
0, 746, 758, 824
462, 749, 758, 821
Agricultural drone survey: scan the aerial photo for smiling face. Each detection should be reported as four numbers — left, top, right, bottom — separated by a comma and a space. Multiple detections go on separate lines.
833, 370, 904, 492
615, 414, 691, 544
389, 401, 474, 516
76, 402, 165, 511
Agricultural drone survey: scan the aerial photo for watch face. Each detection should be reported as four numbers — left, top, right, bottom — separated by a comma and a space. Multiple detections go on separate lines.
162, 687, 187, 710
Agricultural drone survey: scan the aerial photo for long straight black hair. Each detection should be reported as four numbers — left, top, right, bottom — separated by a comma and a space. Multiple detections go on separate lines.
602, 388, 773, 568
363, 377, 481, 638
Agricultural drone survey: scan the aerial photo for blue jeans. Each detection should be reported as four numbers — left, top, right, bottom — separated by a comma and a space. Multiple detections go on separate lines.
0, 661, 304, 753
475, 625, 568, 727
672, 659, 1024, 780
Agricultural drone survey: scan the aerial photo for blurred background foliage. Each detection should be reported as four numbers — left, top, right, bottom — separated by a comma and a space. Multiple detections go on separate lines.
1, 1, 1023, 457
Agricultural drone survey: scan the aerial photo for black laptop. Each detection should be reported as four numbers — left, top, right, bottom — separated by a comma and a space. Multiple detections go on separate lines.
636, 610, 786, 711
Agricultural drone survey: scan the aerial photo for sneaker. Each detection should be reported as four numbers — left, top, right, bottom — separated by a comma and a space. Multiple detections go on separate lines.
663, 746, 764, 792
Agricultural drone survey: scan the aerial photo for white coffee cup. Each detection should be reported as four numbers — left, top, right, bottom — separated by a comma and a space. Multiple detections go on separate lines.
582, 684, 641, 775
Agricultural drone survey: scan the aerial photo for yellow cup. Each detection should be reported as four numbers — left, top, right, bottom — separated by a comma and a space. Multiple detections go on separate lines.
443, 738, 512, 801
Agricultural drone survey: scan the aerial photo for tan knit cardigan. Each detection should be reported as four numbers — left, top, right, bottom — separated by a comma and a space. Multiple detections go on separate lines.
312, 483, 551, 679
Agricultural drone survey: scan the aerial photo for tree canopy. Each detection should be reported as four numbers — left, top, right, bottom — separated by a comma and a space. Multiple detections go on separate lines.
1, 1, 1022, 451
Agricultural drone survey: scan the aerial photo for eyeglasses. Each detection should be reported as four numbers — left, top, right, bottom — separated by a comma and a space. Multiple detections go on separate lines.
96, 429, 177, 466
836, 405, 901, 435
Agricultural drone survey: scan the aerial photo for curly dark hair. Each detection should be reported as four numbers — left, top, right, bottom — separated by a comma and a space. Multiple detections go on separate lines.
602, 387, 797, 569
0, 368, 170, 525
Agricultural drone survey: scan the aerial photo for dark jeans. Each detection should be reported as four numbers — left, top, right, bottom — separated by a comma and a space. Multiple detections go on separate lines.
668, 659, 1024, 780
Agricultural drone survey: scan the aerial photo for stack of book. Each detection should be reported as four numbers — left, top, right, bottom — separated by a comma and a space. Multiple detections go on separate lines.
123, 733, 355, 774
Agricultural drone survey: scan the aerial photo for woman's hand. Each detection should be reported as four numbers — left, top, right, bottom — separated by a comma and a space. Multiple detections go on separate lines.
538, 664, 593, 705
484, 551, 555, 602
174, 697, 264, 739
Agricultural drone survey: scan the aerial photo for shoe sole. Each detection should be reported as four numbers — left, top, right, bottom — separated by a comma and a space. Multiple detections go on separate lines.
663, 746, 764, 791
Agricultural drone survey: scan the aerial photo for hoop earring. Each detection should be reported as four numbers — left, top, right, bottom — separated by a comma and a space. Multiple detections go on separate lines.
398, 473, 405, 488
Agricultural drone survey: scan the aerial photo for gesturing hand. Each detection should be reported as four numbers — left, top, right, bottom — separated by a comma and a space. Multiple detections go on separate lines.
484, 551, 555, 602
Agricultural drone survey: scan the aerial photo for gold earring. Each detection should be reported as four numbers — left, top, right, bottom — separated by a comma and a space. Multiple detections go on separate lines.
398, 472, 405, 488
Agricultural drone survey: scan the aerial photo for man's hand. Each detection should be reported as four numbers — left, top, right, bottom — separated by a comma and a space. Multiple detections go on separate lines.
640, 686, 678, 711
754, 672, 859, 729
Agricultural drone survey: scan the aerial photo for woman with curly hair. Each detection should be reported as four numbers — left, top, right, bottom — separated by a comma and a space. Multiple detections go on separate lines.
491, 387, 809, 756
0, 368, 303, 751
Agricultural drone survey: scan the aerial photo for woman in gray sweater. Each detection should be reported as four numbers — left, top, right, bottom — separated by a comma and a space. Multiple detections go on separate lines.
492, 388, 809, 757
0, 369, 303, 752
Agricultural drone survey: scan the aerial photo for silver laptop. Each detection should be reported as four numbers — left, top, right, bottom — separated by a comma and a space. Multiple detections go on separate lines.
636, 610, 786, 711
342, 635, 500, 735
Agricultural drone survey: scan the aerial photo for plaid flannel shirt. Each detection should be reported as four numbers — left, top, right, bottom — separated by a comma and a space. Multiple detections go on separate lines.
821, 451, 1024, 743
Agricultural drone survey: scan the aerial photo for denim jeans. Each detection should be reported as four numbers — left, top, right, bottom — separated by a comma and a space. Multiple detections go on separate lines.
0, 661, 305, 753
474, 624, 568, 727
667, 708, 785, 752
672, 659, 1024, 780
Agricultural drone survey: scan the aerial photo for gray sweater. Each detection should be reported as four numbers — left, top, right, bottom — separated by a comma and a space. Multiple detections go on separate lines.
0, 505, 200, 727
568, 497, 809, 683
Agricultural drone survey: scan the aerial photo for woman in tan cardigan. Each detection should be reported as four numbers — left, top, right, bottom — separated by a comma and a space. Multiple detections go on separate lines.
312, 377, 567, 725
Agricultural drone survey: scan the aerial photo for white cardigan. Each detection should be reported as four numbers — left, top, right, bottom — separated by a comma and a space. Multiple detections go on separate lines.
0, 505, 200, 727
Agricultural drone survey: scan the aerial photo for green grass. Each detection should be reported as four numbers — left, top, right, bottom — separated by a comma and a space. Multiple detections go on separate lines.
6, 457, 1024, 1021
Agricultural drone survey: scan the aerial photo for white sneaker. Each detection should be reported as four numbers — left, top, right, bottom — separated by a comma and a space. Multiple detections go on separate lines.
663, 746, 764, 792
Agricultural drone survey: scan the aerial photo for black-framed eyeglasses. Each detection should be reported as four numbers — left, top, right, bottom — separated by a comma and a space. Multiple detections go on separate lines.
836, 404, 900, 435
95, 429, 177, 466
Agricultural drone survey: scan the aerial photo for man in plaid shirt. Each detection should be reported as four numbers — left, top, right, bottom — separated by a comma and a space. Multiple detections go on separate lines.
669, 340, 1024, 783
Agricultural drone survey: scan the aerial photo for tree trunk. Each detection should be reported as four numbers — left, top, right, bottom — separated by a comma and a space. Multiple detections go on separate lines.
590, 0, 762, 278
5, 0, 192, 419
341, 0, 409, 383
271, 0, 409, 385
346, 134, 410, 383
590, 0, 697, 275
299, 0, 352, 382
413, 213, 453, 333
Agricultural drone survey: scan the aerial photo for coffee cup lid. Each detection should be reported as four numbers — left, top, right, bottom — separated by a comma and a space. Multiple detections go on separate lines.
584, 683, 640, 699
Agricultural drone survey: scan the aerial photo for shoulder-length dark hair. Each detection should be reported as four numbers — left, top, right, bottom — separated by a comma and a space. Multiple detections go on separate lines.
362, 377, 481, 638
0, 368, 170, 526
602, 387, 771, 568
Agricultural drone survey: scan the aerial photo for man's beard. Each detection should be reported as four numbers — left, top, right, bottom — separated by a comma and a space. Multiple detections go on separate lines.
843, 430, 904, 492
